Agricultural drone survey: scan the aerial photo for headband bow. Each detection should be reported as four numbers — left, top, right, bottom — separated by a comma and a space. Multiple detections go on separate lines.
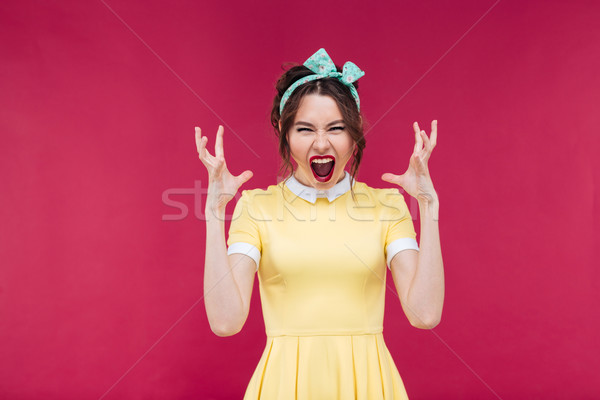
279, 48, 365, 115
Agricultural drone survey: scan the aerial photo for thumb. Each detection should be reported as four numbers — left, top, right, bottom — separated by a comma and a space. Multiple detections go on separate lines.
236, 170, 254, 187
381, 172, 404, 186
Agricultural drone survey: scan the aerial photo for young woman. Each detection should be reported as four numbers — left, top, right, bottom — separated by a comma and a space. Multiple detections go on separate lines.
195, 48, 444, 399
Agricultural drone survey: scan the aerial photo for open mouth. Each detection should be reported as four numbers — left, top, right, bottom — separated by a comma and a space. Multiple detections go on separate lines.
310, 155, 335, 182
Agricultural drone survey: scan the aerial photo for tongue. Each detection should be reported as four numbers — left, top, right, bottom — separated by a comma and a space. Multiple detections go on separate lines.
312, 161, 334, 177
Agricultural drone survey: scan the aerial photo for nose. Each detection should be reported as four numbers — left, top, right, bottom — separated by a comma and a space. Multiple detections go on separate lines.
312, 130, 331, 152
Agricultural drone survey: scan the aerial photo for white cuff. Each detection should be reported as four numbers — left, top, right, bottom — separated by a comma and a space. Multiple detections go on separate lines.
227, 242, 261, 270
386, 238, 419, 268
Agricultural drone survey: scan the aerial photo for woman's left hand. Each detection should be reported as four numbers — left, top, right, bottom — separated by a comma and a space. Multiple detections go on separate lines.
381, 120, 438, 204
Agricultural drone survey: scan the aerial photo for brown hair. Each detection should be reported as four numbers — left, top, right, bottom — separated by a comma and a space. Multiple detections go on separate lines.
270, 63, 367, 196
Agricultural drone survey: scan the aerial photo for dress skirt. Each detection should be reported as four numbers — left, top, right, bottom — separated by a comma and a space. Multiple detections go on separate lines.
243, 333, 409, 399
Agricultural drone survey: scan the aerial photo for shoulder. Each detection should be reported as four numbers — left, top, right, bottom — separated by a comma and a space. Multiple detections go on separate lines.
237, 183, 284, 207
350, 181, 410, 218
352, 181, 407, 204
230, 185, 282, 225
239, 183, 282, 197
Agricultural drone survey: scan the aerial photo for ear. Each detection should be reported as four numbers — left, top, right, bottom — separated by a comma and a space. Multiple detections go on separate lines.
278, 120, 282, 132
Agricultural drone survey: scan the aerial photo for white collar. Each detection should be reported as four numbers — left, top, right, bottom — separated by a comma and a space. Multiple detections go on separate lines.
284, 171, 353, 204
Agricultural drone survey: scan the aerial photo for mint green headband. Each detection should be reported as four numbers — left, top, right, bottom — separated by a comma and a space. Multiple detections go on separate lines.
279, 48, 365, 115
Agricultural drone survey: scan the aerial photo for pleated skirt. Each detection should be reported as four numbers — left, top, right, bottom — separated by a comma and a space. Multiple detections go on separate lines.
243, 333, 409, 399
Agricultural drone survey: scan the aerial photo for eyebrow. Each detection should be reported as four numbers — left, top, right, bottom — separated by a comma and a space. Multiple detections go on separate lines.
294, 119, 345, 127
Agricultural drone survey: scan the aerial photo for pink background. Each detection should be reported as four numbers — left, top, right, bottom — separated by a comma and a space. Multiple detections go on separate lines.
1, 0, 598, 399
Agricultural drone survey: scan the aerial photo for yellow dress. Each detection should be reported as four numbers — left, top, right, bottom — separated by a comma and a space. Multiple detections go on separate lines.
227, 172, 419, 399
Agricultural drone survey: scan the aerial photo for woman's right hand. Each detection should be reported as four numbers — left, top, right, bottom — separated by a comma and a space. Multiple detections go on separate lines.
195, 125, 253, 214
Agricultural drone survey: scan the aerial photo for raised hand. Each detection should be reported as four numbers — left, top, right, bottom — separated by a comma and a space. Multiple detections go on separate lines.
195, 125, 253, 213
381, 120, 438, 204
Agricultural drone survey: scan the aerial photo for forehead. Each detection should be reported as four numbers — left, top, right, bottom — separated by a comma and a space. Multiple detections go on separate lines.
294, 94, 343, 122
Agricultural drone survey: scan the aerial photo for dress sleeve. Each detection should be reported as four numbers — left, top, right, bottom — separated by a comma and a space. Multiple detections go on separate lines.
226, 190, 262, 270
383, 188, 419, 269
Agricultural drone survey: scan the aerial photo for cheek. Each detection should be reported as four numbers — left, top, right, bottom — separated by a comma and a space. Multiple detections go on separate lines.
287, 133, 299, 155
288, 135, 308, 160
337, 136, 355, 160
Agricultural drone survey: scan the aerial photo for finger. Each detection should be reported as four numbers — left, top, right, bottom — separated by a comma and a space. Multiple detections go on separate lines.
420, 130, 431, 151
199, 135, 209, 157
413, 121, 421, 138
215, 125, 224, 159
381, 172, 403, 186
235, 170, 254, 187
430, 120, 437, 148
195, 127, 203, 154
197, 133, 213, 166
413, 122, 423, 153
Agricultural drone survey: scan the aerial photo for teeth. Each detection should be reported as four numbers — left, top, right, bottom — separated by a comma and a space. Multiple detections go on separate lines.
311, 158, 334, 164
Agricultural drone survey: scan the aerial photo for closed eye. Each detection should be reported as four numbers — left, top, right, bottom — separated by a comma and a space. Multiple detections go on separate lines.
296, 126, 345, 133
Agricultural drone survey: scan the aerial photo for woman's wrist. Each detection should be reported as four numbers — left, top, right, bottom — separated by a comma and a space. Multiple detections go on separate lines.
205, 190, 233, 214
204, 201, 227, 222
417, 189, 438, 203
417, 193, 439, 220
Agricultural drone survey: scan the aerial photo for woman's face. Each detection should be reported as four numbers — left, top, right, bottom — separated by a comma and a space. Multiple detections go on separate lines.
286, 94, 355, 190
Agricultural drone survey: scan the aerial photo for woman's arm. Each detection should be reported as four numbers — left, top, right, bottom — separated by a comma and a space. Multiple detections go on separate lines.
204, 208, 256, 336
195, 125, 255, 336
390, 196, 444, 329
382, 120, 445, 329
